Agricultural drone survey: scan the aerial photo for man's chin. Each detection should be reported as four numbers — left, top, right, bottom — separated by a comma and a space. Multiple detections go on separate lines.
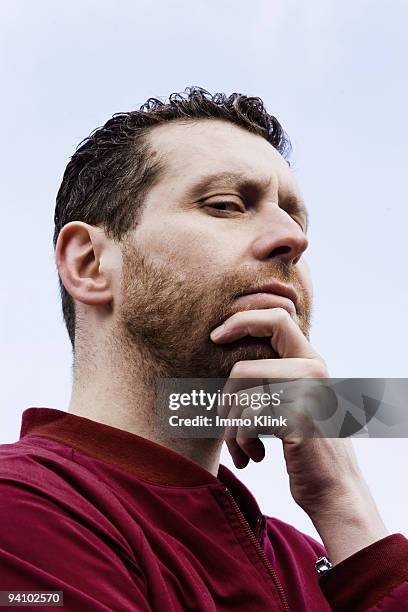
201, 337, 279, 378
222, 336, 279, 359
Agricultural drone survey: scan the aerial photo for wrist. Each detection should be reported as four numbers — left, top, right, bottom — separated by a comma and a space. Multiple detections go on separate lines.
307, 483, 389, 565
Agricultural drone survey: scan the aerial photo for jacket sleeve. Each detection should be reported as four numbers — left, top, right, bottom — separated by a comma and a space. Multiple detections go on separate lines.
0, 479, 152, 612
318, 533, 408, 611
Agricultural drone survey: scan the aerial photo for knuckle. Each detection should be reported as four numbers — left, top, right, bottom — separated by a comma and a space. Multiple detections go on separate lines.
241, 407, 254, 420
317, 363, 329, 378
236, 436, 257, 450
308, 361, 329, 378
274, 307, 290, 321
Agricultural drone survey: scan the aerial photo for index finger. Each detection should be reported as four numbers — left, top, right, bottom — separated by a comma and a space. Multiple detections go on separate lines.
210, 307, 320, 360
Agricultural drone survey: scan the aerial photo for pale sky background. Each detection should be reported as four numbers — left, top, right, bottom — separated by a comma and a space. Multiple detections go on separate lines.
1, 0, 407, 539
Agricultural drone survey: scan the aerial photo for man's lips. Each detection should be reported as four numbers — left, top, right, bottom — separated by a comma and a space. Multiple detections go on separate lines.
235, 282, 299, 316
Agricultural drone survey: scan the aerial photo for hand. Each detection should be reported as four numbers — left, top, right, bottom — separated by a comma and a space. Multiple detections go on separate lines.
210, 307, 389, 564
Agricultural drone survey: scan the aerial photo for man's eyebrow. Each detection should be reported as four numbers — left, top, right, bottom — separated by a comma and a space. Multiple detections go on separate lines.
185, 171, 271, 200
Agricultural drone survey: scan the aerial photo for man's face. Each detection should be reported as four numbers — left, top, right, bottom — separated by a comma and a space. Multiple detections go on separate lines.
118, 119, 313, 378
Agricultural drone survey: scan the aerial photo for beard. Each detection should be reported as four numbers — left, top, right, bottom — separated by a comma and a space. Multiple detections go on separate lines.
117, 240, 312, 379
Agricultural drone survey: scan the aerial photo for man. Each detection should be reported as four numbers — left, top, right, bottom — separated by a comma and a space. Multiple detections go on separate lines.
1, 87, 406, 610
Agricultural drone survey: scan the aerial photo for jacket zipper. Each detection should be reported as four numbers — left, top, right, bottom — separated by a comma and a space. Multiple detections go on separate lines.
224, 487, 290, 612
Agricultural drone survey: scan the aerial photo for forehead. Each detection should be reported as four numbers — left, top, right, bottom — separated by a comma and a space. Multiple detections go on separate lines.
147, 119, 298, 197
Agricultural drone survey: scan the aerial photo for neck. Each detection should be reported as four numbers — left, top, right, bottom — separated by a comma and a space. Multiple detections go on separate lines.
68, 335, 223, 477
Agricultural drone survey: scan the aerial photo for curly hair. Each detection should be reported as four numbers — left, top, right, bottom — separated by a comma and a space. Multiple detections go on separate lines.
53, 86, 292, 350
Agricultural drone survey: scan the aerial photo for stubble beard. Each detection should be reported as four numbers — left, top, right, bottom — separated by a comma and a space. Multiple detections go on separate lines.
117, 241, 312, 380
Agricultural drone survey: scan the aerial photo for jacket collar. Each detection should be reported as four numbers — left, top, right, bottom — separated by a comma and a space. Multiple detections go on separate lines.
20, 407, 260, 497
20, 407, 264, 533
20, 407, 224, 486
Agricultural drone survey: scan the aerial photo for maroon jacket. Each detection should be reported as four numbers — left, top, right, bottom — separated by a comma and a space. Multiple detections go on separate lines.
0, 407, 407, 611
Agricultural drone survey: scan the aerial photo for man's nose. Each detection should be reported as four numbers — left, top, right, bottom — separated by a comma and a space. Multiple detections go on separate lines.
250, 208, 309, 266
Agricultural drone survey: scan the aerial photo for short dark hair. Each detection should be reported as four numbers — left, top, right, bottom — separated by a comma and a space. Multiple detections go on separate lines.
53, 86, 292, 350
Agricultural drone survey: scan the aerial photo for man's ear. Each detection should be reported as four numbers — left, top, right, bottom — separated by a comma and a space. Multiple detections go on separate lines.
55, 221, 115, 306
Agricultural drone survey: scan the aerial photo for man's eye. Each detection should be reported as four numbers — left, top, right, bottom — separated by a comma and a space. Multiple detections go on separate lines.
205, 202, 244, 213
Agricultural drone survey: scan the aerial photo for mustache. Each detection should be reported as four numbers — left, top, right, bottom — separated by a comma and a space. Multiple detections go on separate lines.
218, 262, 306, 304
122, 243, 309, 325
